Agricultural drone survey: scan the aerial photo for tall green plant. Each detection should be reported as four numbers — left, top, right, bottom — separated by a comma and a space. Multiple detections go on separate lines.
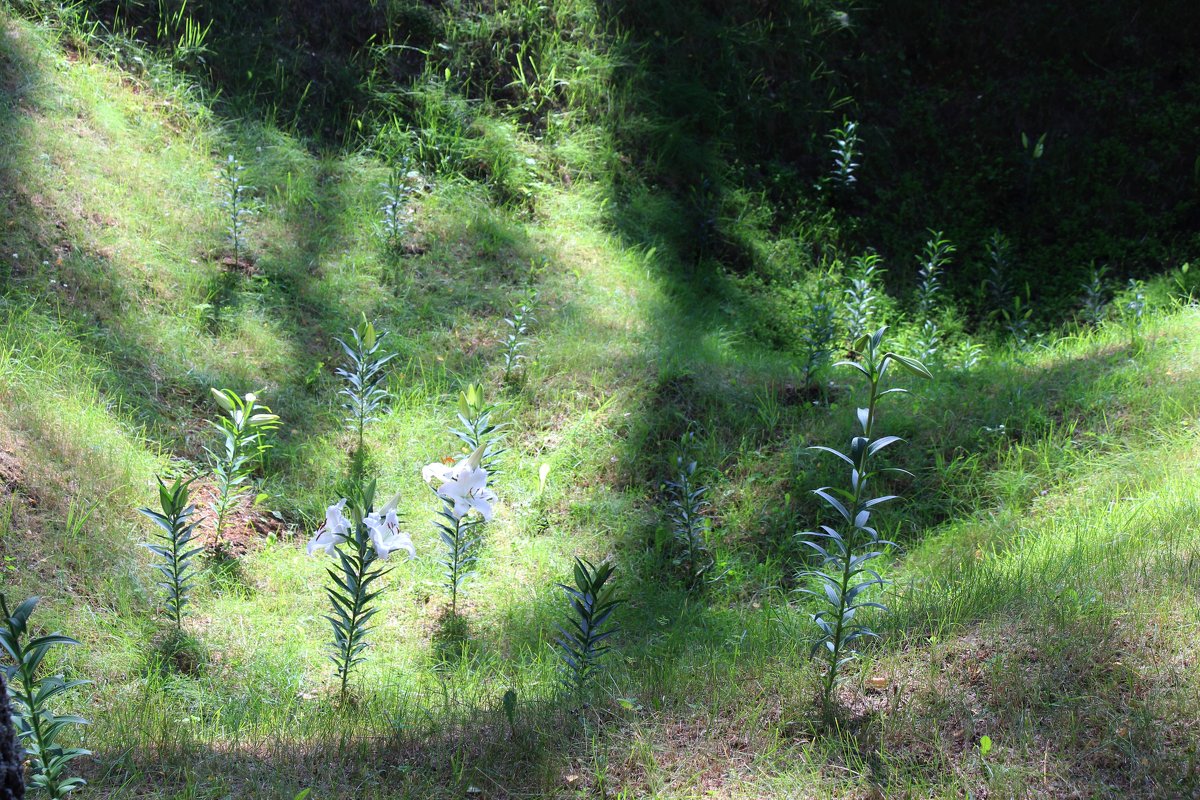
0, 595, 89, 798
828, 118, 861, 188
554, 558, 621, 705
915, 231, 955, 318
217, 154, 253, 267
450, 383, 506, 475
844, 253, 885, 343
308, 482, 413, 700
423, 446, 497, 617
501, 290, 537, 382
662, 431, 715, 589
800, 328, 930, 713
207, 389, 280, 540
335, 316, 394, 475
138, 477, 202, 632
798, 270, 840, 389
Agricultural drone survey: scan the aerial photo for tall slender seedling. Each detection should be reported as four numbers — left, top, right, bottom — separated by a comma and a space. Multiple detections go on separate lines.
335, 316, 394, 478
801, 328, 930, 714
218, 154, 253, 267
663, 431, 715, 589
1, 595, 89, 798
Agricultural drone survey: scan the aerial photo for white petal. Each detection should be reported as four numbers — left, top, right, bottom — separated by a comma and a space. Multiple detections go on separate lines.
422, 462, 451, 484
471, 494, 494, 522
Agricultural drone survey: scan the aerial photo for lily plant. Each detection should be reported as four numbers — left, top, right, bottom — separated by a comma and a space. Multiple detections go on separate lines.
450, 383, 506, 474
208, 388, 280, 541
800, 327, 930, 714
139, 477, 202, 632
308, 481, 414, 700
1, 594, 90, 798
423, 444, 497, 616
335, 316, 395, 478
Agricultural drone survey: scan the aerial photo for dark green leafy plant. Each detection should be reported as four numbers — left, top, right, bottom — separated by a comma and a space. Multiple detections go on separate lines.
0, 595, 89, 799
138, 477, 202, 632
800, 328, 930, 713
829, 118, 860, 188
0, 672, 21, 800
915, 231, 955, 318
983, 230, 1015, 312
1080, 266, 1109, 326
207, 389, 280, 541
798, 270, 840, 389
554, 558, 621, 705
662, 431, 715, 589
914, 318, 940, 366
335, 317, 394, 475
844, 253, 885, 343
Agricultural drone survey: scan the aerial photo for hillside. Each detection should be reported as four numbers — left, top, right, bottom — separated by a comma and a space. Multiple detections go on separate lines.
2, 4, 1200, 799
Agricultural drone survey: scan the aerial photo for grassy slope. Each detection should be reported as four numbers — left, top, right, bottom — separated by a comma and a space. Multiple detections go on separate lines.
2, 12, 1200, 799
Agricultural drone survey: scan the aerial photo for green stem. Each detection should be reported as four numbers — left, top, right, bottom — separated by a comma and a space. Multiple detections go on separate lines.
339, 535, 372, 702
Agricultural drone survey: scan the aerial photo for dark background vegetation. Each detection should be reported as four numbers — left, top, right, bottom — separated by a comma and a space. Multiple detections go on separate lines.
45, 0, 1200, 325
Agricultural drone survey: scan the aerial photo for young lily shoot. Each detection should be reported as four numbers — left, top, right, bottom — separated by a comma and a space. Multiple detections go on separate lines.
555, 558, 622, 707
423, 444, 498, 616
451, 383, 506, 475
308, 481, 414, 700
335, 316, 395, 478
208, 388, 280, 541
1, 594, 90, 799
800, 327, 931, 714
139, 477, 203, 632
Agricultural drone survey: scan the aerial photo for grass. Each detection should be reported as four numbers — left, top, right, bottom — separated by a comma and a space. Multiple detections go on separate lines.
1, 7, 1200, 799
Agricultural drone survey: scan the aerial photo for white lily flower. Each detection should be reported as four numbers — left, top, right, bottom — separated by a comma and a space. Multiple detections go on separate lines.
361, 490, 415, 559
363, 506, 416, 560
423, 445, 497, 521
306, 499, 352, 556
